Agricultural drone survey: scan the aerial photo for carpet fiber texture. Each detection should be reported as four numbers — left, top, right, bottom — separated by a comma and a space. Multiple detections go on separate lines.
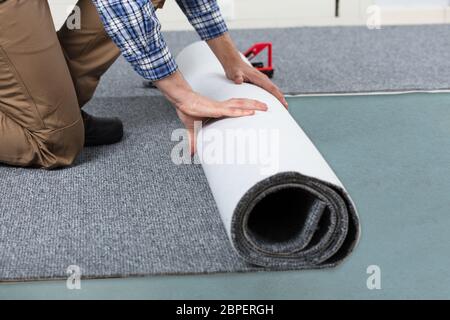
0, 95, 358, 280
0, 97, 255, 280
95, 25, 450, 97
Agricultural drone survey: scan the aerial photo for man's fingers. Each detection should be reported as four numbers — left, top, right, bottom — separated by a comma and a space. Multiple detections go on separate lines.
180, 104, 220, 118
225, 98, 268, 111
261, 81, 287, 108
183, 100, 263, 119
249, 72, 288, 108
206, 98, 268, 118
234, 74, 244, 84
220, 107, 255, 118
188, 128, 196, 155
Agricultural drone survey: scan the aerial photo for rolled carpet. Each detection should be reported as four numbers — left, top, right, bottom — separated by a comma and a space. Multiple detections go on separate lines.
176, 42, 360, 269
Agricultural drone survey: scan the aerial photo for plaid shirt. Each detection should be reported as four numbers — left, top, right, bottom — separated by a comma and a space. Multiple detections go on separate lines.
93, 0, 228, 81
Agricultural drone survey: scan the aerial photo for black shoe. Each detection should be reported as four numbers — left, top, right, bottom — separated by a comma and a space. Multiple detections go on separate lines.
81, 110, 123, 147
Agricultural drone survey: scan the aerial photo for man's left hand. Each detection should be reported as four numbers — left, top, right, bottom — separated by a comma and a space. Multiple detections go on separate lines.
223, 59, 288, 109
207, 33, 288, 109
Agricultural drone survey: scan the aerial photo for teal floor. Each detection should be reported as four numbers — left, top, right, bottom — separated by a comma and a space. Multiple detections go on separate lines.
1, 92, 450, 299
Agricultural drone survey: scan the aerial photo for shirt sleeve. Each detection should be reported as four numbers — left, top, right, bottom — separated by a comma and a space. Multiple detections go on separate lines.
175, 0, 228, 41
92, 0, 178, 81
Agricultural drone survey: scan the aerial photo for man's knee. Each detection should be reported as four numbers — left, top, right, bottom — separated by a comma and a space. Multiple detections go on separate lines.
33, 118, 85, 169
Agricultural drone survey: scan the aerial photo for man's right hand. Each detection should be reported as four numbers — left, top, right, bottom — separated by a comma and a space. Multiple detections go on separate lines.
155, 71, 268, 155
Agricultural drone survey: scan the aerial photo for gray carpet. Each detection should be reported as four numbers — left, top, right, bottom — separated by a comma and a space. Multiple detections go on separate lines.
0, 92, 359, 279
95, 25, 450, 97
0, 97, 258, 280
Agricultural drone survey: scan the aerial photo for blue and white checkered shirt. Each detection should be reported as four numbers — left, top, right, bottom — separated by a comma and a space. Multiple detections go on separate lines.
93, 0, 228, 81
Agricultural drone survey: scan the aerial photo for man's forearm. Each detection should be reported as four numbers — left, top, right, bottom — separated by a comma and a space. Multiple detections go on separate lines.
206, 33, 242, 70
154, 71, 195, 108
156, 32, 240, 106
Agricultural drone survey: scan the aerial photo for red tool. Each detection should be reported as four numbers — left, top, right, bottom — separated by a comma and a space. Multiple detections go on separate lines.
244, 42, 274, 78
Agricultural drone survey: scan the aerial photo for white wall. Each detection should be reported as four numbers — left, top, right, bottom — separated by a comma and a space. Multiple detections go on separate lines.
373, 0, 450, 25
376, 0, 449, 7
49, 0, 450, 31
156, 0, 349, 29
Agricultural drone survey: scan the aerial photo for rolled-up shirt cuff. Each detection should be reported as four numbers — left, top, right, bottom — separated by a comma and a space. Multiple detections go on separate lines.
190, 7, 229, 41
130, 45, 179, 81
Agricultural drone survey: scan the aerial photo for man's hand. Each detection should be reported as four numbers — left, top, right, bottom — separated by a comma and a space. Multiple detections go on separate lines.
155, 71, 268, 154
207, 33, 288, 109
175, 92, 267, 154
223, 59, 288, 108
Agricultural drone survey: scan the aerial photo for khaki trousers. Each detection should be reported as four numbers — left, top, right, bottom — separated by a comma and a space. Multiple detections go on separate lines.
0, 0, 165, 169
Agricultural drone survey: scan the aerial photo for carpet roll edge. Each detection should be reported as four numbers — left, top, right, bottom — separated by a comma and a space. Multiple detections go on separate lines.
231, 172, 360, 269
